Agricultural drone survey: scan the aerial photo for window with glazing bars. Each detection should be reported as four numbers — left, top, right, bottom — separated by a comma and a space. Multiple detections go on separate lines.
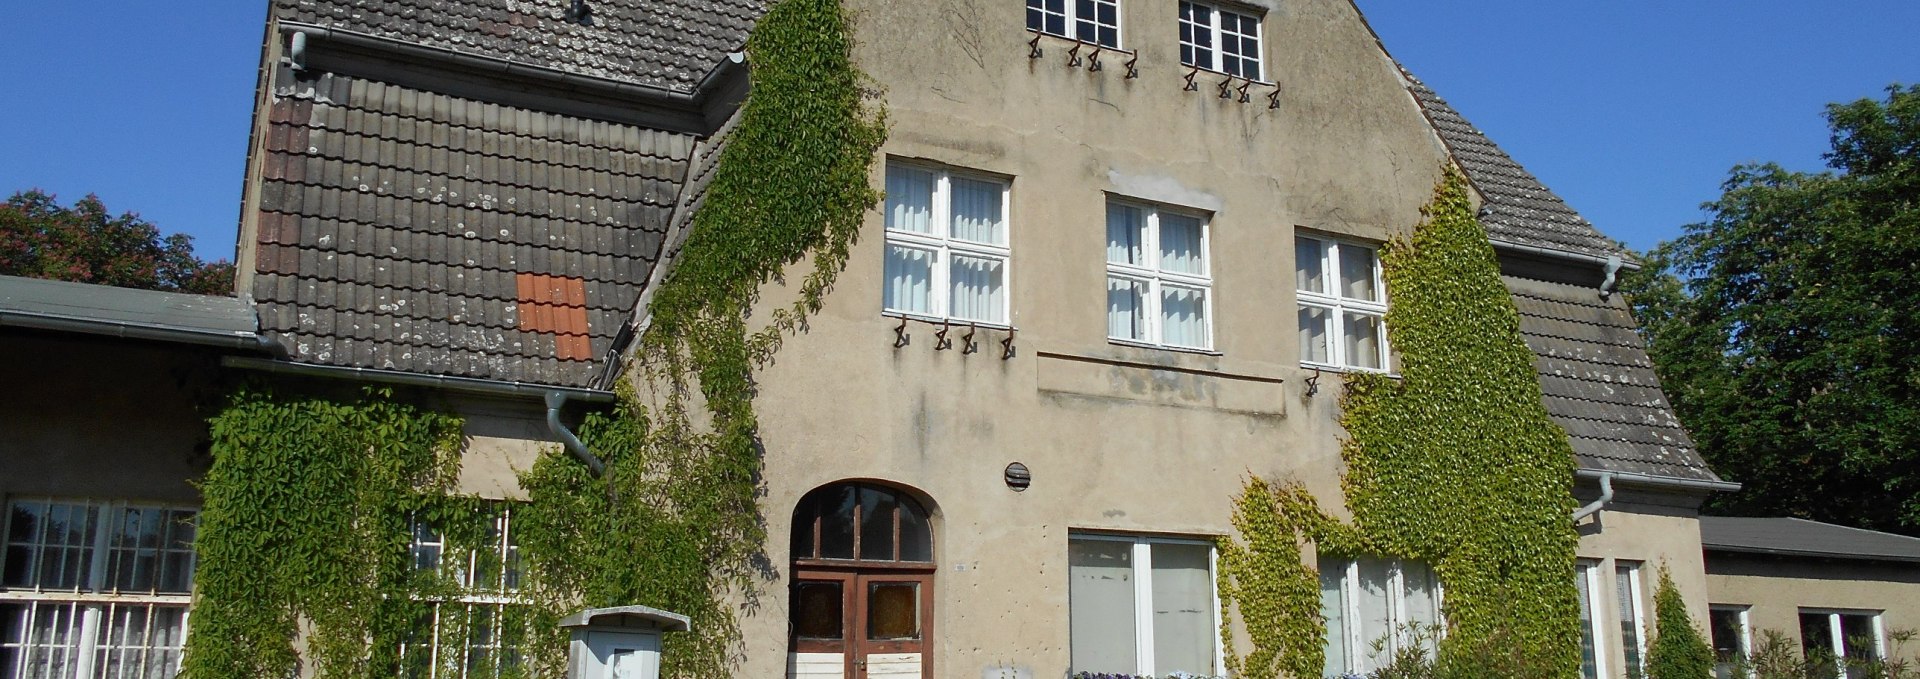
1026, 0, 1121, 48
1297, 235, 1389, 371
1106, 200, 1211, 350
1178, 1, 1262, 79
883, 163, 1012, 326
398, 508, 529, 679
1319, 555, 1442, 677
1, 498, 196, 679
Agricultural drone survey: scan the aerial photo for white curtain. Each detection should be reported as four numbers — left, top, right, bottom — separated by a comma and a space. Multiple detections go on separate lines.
1321, 561, 1349, 677
886, 166, 934, 235
1069, 539, 1138, 674
1161, 285, 1208, 348
1617, 565, 1643, 677
884, 246, 933, 314
1340, 245, 1378, 301
1343, 312, 1382, 369
1150, 543, 1215, 676
1356, 557, 1393, 671
1107, 203, 1145, 266
1577, 564, 1599, 679
1158, 214, 1205, 276
1401, 562, 1440, 655
1296, 237, 1326, 295
1108, 277, 1147, 340
948, 178, 1004, 245
1299, 306, 1330, 363
949, 255, 1005, 324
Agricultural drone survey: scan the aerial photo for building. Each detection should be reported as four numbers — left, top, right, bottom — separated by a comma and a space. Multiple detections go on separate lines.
0, 1, 1780, 678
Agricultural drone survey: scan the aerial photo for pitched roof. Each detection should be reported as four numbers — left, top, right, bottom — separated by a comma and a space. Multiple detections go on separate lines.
249, 64, 694, 388
1504, 275, 1721, 482
1701, 516, 1920, 564
0, 275, 263, 350
1403, 70, 1629, 261
272, 0, 762, 93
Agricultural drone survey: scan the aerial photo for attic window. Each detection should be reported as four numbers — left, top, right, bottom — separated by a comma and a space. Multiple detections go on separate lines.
516, 273, 593, 361
1179, 0, 1262, 80
1027, 0, 1120, 49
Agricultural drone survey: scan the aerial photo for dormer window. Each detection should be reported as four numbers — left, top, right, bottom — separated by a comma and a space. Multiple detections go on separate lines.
1027, 0, 1121, 49
1179, 1, 1262, 80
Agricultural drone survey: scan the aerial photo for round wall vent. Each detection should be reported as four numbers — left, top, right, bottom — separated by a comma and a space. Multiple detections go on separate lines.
1004, 462, 1031, 492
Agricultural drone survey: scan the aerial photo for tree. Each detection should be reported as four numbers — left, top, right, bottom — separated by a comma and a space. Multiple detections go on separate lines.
1624, 84, 1920, 534
0, 189, 234, 295
1645, 566, 1714, 679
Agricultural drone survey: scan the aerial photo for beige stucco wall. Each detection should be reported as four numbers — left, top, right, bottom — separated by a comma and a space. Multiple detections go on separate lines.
1707, 553, 1920, 657
1573, 487, 1713, 679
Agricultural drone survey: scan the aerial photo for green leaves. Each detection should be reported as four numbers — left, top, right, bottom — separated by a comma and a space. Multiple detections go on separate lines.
1645, 566, 1714, 679
1624, 84, 1920, 534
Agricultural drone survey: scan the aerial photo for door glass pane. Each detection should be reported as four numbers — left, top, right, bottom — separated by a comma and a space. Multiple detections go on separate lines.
791, 506, 815, 561
949, 177, 1005, 245
1150, 543, 1214, 675
949, 254, 1006, 324
1577, 565, 1599, 679
1340, 245, 1379, 301
1295, 237, 1325, 295
883, 245, 934, 315
1107, 277, 1147, 341
793, 582, 845, 640
819, 486, 857, 560
1107, 203, 1146, 266
866, 583, 920, 641
1158, 213, 1205, 276
1344, 312, 1383, 369
898, 501, 932, 563
1161, 285, 1209, 348
1069, 539, 1137, 673
1356, 557, 1392, 670
885, 166, 934, 235
1321, 560, 1349, 676
858, 488, 896, 561
1299, 306, 1330, 364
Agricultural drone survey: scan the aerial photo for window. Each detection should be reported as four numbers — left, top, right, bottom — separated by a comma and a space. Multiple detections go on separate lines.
1617, 562, 1648, 679
1799, 609, 1883, 679
1178, 1, 1262, 80
1319, 556, 1441, 677
1710, 605, 1750, 679
1068, 534, 1218, 677
400, 507, 528, 679
790, 484, 933, 564
1107, 200, 1211, 350
1, 498, 196, 679
1297, 235, 1389, 371
883, 163, 1011, 326
1026, 0, 1120, 48
1576, 561, 1606, 679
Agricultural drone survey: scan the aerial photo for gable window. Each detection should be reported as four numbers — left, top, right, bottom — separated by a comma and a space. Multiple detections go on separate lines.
1, 497, 197, 679
1068, 534, 1219, 677
884, 163, 1011, 326
1178, 1, 1262, 80
1319, 555, 1441, 677
1709, 605, 1750, 679
1027, 0, 1121, 48
1575, 561, 1606, 679
1798, 609, 1882, 678
1107, 200, 1211, 350
1616, 562, 1648, 679
400, 507, 529, 679
1297, 235, 1389, 371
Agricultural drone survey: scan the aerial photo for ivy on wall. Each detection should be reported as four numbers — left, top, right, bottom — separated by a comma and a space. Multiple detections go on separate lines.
181, 0, 884, 674
1218, 169, 1584, 678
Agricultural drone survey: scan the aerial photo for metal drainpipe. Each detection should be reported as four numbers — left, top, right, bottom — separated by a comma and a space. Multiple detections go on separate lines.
545, 391, 606, 477
1600, 255, 1625, 300
1572, 472, 1615, 522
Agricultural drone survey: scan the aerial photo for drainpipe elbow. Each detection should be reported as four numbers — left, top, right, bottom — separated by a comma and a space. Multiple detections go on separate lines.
1572, 472, 1615, 522
545, 391, 606, 477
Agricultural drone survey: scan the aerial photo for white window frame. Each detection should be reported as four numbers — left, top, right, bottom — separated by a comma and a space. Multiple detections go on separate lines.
1026, 0, 1123, 49
1799, 608, 1886, 672
1709, 604, 1752, 679
402, 507, 529, 679
1577, 560, 1609, 679
1297, 234, 1391, 372
1177, 0, 1264, 80
0, 497, 197, 679
1067, 533, 1224, 677
1617, 561, 1649, 679
1322, 557, 1445, 676
882, 161, 1014, 327
1106, 199, 1214, 351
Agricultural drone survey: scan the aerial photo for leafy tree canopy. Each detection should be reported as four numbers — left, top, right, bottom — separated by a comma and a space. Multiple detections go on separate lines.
1625, 84, 1920, 534
0, 189, 234, 295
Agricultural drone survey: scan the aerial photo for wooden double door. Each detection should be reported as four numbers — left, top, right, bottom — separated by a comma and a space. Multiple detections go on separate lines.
789, 567, 933, 679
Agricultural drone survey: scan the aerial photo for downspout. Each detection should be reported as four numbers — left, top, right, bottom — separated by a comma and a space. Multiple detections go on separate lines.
1571, 472, 1615, 522
545, 391, 606, 477
1600, 255, 1624, 300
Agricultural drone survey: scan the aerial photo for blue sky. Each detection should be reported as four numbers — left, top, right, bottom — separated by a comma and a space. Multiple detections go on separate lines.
1, 2, 1915, 262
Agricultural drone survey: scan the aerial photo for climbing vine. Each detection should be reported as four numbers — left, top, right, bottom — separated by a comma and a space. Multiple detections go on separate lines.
514, 0, 886, 673
1218, 169, 1584, 678
180, 386, 473, 678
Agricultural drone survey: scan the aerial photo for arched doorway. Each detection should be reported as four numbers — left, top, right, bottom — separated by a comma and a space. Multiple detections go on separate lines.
787, 482, 934, 679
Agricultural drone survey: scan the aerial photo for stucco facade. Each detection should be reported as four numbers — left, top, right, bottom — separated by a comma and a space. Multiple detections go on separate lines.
1707, 555, 1920, 658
